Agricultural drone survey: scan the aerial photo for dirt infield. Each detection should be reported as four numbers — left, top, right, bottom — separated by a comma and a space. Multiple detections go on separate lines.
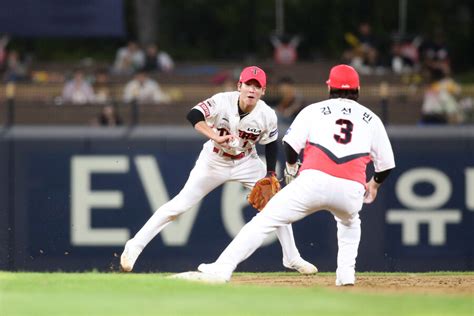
232, 274, 474, 295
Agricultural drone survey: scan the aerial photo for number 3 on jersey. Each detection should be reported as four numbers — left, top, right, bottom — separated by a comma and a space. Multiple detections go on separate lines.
334, 119, 353, 144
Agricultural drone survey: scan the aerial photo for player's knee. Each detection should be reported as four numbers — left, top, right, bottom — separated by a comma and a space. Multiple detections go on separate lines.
158, 205, 187, 220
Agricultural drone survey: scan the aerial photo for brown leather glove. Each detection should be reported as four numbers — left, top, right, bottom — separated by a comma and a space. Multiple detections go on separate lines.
248, 173, 281, 211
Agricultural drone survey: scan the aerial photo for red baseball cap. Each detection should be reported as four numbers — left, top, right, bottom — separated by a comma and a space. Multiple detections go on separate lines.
239, 66, 266, 87
326, 64, 360, 89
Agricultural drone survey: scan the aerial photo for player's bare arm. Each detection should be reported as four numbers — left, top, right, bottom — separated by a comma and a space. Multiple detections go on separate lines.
194, 121, 234, 148
187, 108, 234, 148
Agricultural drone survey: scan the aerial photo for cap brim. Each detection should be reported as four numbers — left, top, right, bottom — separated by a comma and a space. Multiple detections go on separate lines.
242, 78, 264, 87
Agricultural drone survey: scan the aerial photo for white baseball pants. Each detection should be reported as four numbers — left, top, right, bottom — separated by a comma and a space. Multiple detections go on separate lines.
212, 169, 365, 280
128, 143, 303, 264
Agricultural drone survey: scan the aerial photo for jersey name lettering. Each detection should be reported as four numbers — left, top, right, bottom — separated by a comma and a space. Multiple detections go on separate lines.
321, 106, 331, 115
341, 108, 351, 115
239, 130, 259, 141
363, 112, 373, 123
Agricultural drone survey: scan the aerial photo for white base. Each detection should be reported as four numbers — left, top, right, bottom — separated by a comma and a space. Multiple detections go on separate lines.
167, 271, 228, 284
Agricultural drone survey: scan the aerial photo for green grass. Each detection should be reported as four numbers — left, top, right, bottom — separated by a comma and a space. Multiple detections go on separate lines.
0, 272, 472, 316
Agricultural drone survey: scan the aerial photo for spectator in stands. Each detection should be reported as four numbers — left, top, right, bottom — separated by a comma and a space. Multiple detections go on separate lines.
3, 49, 29, 82
123, 69, 170, 105
390, 34, 422, 74
112, 40, 145, 75
211, 70, 237, 92
419, 29, 451, 79
61, 68, 95, 105
143, 43, 174, 73
343, 22, 380, 74
0, 34, 9, 72
420, 69, 463, 125
96, 104, 123, 126
93, 68, 112, 104
221, 76, 236, 92
272, 76, 305, 124
270, 33, 301, 65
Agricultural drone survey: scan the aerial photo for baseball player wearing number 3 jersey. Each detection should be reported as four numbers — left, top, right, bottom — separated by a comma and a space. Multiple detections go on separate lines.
188, 64, 395, 286
120, 66, 317, 274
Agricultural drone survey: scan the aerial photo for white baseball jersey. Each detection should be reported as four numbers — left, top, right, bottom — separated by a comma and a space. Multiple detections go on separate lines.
128, 91, 306, 268
209, 98, 395, 283
193, 91, 278, 157
283, 98, 395, 185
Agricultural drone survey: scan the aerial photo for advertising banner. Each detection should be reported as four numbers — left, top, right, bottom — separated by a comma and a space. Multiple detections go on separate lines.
0, 0, 124, 37
1, 127, 473, 272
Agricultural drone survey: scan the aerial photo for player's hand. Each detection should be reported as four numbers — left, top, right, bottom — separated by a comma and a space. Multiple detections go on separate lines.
214, 135, 235, 149
284, 162, 300, 185
363, 178, 380, 204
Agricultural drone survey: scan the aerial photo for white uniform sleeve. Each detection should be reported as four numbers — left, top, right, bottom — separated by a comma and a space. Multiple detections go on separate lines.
258, 108, 278, 145
370, 118, 396, 172
192, 94, 221, 125
282, 106, 312, 153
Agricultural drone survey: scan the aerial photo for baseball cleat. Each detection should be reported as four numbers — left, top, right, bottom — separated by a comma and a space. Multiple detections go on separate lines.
197, 263, 232, 282
120, 241, 142, 272
167, 271, 228, 284
283, 257, 318, 274
336, 268, 355, 286
335, 279, 355, 286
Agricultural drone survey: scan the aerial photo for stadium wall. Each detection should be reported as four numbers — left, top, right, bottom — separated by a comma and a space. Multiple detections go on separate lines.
0, 126, 472, 272
0, 128, 9, 270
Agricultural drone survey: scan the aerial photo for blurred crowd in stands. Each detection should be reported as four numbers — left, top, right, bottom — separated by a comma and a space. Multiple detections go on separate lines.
340, 22, 471, 125
0, 27, 473, 126
112, 41, 174, 75
0, 37, 177, 126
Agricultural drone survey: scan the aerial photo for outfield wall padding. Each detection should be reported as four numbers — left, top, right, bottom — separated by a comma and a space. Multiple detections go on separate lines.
0, 126, 472, 272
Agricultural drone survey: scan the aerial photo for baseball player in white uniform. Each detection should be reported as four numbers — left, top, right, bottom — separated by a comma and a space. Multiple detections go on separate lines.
120, 66, 317, 274
190, 64, 395, 286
